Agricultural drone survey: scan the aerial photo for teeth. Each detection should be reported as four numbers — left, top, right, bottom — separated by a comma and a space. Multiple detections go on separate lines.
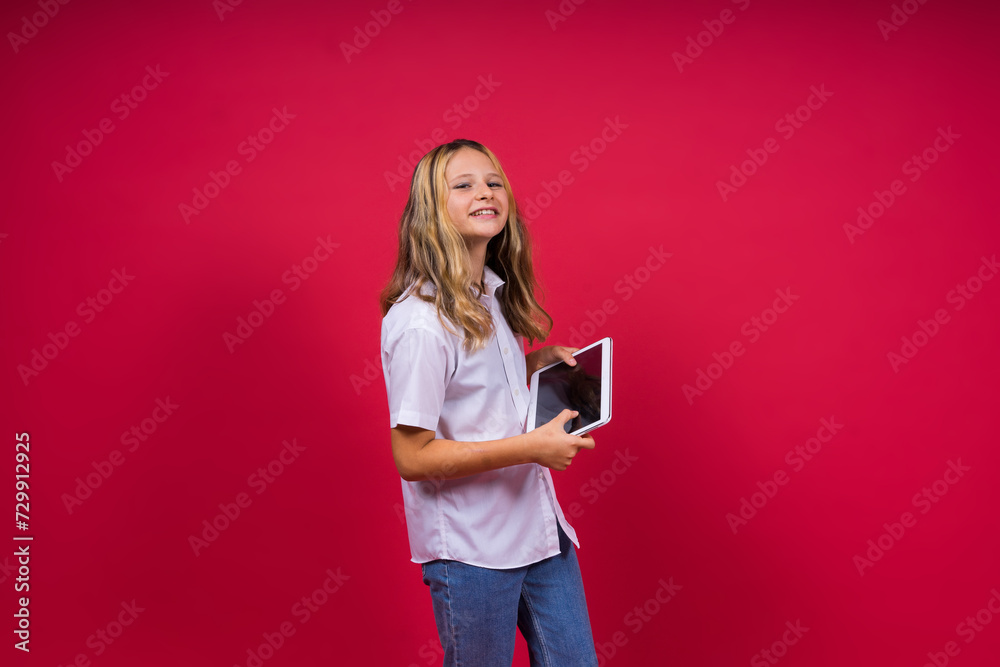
472, 210, 496, 216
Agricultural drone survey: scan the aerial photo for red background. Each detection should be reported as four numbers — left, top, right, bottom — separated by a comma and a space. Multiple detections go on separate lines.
3, 0, 1000, 665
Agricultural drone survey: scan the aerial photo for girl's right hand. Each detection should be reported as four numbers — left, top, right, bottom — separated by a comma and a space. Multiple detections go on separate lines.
529, 409, 596, 471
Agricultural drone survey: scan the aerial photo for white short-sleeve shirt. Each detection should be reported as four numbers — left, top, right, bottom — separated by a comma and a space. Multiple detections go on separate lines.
381, 266, 580, 568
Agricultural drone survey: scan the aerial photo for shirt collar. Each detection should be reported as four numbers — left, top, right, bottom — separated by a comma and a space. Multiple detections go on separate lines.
483, 265, 505, 297
410, 266, 505, 299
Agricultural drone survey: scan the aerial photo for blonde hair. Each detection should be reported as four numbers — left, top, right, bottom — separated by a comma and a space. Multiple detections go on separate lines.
379, 139, 552, 352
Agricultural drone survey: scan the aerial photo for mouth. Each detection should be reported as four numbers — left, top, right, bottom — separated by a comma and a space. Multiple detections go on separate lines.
470, 207, 499, 218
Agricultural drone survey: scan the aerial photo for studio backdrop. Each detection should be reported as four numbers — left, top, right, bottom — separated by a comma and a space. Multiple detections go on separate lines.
3, 0, 999, 665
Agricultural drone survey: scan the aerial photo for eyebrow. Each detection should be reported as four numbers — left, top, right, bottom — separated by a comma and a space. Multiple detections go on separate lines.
449, 172, 502, 181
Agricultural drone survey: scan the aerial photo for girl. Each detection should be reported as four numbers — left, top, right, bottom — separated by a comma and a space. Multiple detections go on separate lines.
379, 138, 600, 666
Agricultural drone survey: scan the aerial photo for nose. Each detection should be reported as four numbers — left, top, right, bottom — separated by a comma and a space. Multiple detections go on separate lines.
475, 181, 493, 198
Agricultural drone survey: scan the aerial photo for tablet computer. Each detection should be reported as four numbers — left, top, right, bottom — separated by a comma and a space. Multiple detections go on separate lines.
526, 337, 612, 436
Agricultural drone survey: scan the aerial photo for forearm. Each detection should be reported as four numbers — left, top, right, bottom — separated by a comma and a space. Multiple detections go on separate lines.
395, 430, 537, 482
525, 349, 541, 379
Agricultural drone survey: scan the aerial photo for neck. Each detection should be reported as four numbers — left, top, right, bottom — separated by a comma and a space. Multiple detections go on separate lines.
466, 241, 487, 288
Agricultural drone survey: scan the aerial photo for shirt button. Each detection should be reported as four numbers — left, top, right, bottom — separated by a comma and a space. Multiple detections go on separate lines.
514, 389, 520, 396
503, 347, 509, 355
538, 472, 544, 479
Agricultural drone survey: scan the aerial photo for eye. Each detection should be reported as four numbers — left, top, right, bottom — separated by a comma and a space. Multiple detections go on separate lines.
489, 182, 503, 188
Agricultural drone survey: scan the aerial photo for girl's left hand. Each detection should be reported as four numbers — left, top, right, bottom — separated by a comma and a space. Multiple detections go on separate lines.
526, 345, 578, 378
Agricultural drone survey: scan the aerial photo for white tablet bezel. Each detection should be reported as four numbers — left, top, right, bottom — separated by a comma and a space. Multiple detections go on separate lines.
525, 337, 612, 436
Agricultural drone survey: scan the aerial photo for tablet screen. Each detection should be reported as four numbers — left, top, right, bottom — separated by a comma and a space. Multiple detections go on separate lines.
533, 344, 604, 433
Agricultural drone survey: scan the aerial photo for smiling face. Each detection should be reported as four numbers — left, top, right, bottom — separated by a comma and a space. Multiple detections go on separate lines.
444, 147, 509, 249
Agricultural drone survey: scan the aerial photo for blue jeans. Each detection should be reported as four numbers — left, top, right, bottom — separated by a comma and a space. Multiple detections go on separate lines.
421, 525, 598, 666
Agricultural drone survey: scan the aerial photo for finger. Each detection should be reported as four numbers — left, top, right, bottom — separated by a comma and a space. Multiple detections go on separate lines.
577, 437, 596, 450
554, 409, 579, 425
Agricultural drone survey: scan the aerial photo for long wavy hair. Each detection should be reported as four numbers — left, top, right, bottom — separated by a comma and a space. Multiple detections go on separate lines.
379, 139, 552, 352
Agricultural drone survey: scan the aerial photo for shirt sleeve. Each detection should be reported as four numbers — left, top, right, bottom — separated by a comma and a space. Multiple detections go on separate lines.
382, 325, 453, 432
